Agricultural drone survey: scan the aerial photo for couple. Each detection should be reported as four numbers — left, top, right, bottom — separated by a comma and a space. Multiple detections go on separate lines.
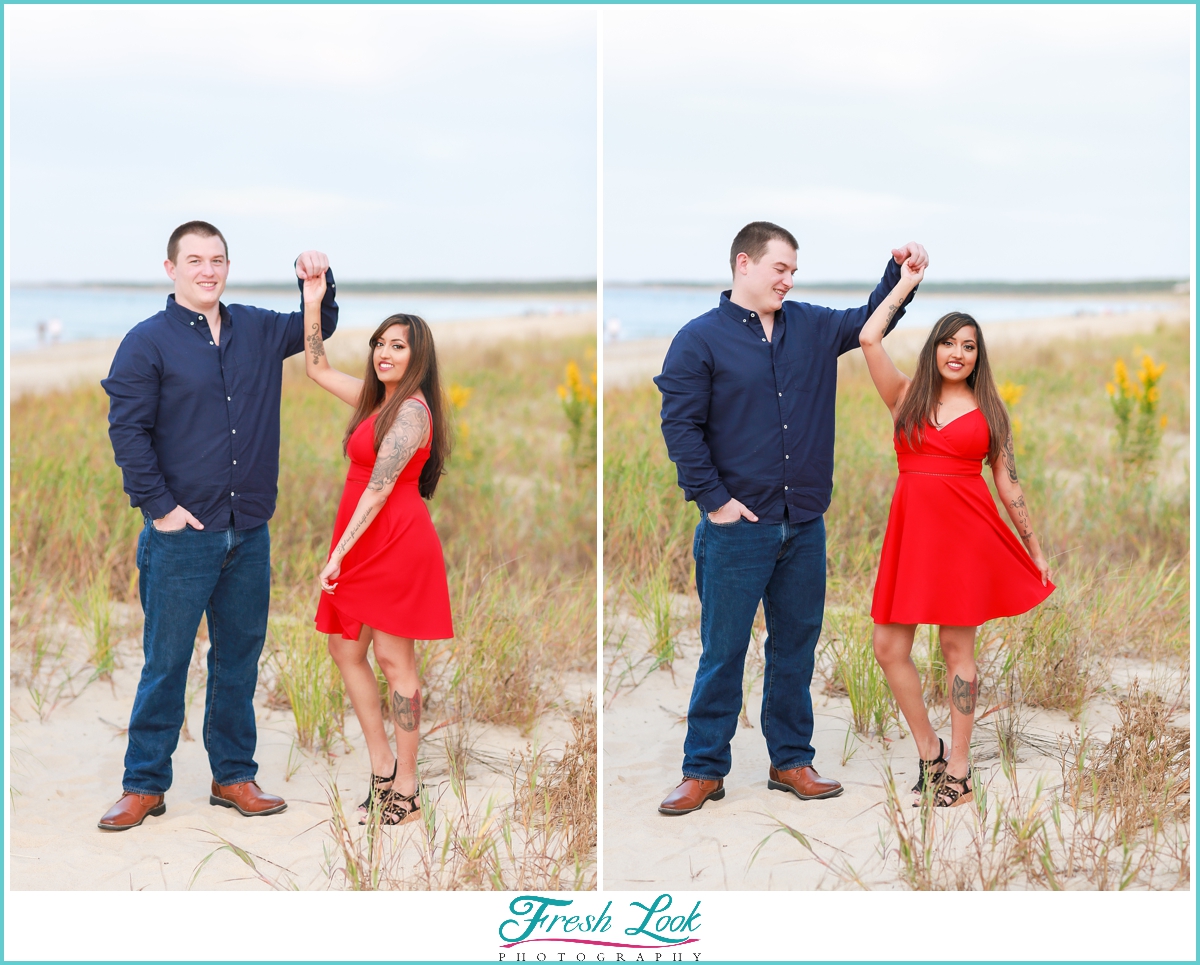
97, 221, 452, 832
655, 222, 1053, 815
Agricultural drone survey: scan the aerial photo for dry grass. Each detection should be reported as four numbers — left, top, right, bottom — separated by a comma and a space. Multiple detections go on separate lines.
10, 332, 597, 890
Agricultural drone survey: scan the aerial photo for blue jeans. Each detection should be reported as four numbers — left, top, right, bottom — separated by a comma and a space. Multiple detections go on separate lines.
123, 520, 271, 794
682, 513, 826, 780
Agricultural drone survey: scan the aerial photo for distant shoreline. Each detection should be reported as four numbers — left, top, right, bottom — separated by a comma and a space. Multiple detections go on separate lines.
13, 279, 597, 297
607, 279, 1189, 296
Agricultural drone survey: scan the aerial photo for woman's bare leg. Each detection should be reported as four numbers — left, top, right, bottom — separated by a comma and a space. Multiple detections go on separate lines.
873, 622, 941, 761
328, 627, 395, 779
370, 628, 420, 797
938, 624, 978, 779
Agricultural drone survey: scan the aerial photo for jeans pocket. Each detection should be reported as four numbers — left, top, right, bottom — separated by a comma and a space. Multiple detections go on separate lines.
152, 523, 190, 536
707, 514, 743, 528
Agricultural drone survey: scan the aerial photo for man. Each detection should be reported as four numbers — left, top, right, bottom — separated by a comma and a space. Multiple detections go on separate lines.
654, 221, 927, 815
97, 221, 338, 831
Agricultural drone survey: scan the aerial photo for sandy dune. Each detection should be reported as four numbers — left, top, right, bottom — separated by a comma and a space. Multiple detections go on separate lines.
603, 603, 1188, 890
9, 607, 592, 890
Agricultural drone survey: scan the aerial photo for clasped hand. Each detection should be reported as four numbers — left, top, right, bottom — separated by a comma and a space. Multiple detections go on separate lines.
297, 250, 329, 305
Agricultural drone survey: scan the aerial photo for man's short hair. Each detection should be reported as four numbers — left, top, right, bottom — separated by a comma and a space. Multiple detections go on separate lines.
167, 221, 228, 264
730, 221, 798, 274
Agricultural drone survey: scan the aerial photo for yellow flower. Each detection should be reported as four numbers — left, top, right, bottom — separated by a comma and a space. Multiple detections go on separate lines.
1160, 415, 1169, 429
556, 384, 568, 400
998, 380, 1025, 408
1105, 382, 1115, 397
447, 384, 473, 410
1137, 354, 1166, 386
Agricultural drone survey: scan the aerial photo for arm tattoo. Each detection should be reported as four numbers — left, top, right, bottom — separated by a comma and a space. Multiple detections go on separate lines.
334, 503, 379, 558
368, 400, 429, 493
392, 688, 421, 732
307, 319, 326, 365
881, 298, 902, 331
952, 675, 978, 715
1010, 494, 1034, 542
1002, 432, 1019, 484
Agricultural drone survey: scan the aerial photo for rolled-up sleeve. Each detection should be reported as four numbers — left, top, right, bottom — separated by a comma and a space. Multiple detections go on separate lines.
833, 258, 917, 354
653, 330, 731, 513
101, 333, 176, 520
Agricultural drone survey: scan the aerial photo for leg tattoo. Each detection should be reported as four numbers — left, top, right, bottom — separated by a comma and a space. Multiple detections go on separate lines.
951, 675, 978, 715
391, 688, 422, 732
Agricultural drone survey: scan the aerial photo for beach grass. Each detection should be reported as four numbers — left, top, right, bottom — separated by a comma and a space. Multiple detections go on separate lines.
10, 331, 597, 889
605, 320, 1189, 889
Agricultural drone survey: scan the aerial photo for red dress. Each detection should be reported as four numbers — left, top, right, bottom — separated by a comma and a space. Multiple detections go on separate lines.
870, 408, 1054, 626
315, 398, 454, 641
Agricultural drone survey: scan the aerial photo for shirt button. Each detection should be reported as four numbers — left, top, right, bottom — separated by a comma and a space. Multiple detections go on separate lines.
232, 429, 236, 434
785, 455, 790, 459
227, 396, 231, 401
231, 492, 235, 497
209, 341, 214, 345
233, 460, 237, 465
743, 319, 747, 323
762, 338, 766, 342
784, 486, 789, 491
784, 424, 788, 429
190, 321, 195, 326
778, 392, 782, 397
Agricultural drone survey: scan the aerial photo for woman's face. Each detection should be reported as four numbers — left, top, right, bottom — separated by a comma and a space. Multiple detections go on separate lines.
372, 323, 411, 384
936, 325, 978, 384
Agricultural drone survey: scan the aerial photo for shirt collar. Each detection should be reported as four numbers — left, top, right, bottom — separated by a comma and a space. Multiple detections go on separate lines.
165, 294, 230, 328
719, 290, 768, 327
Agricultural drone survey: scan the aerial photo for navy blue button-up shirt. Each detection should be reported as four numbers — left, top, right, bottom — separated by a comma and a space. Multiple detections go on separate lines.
102, 271, 339, 530
654, 259, 915, 524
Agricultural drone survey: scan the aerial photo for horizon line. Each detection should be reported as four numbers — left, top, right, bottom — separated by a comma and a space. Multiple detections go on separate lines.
607, 278, 1189, 293
13, 278, 597, 293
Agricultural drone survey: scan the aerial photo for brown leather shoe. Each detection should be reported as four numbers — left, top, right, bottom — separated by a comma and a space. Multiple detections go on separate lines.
210, 780, 287, 817
768, 764, 843, 800
98, 792, 166, 831
658, 777, 725, 815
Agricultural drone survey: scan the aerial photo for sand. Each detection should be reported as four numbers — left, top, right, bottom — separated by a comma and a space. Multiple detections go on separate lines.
8, 310, 596, 399
602, 601, 1189, 890
9, 606, 593, 892
602, 301, 1191, 389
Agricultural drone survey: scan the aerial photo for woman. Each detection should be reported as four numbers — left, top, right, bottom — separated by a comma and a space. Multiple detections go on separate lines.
858, 259, 1053, 808
302, 271, 454, 825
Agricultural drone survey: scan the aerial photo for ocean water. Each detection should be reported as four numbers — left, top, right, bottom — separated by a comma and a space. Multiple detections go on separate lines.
602, 285, 1179, 342
9, 286, 595, 353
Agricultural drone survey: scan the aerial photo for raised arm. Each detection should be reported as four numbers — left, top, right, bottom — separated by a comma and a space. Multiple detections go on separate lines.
858, 259, 924, 417
302, 270, 363, 406
318, 399, 430, 593
991, 430, 1050, 585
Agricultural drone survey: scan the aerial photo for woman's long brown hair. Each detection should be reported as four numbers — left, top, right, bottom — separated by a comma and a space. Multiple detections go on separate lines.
342, 314, 451, 498
894, 311, 1010, 466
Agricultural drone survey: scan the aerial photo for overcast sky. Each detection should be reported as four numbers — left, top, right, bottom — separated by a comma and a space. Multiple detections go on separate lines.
604, 5, 1193, 283
7, 6, 596, 283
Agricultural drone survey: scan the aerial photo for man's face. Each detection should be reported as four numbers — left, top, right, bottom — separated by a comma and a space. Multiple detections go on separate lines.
736, 238, 797, 312
165, 233, 228, 313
